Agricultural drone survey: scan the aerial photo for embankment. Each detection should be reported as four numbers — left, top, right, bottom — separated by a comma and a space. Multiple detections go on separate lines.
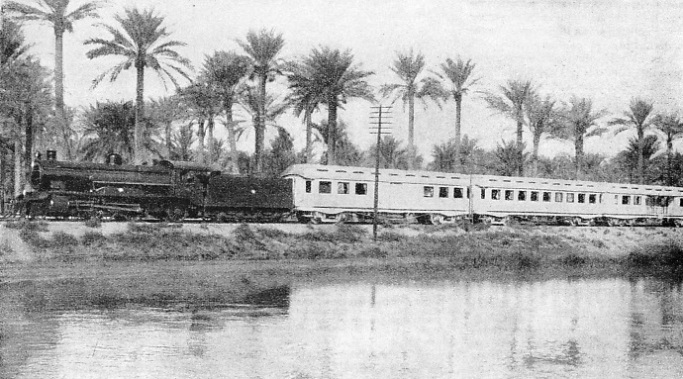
2, 220, 683, 275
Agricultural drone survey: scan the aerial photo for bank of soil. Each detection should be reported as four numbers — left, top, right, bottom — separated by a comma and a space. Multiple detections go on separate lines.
2, 221, 682, 269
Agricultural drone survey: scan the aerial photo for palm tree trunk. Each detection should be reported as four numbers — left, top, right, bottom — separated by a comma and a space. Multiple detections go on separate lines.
197, 118, 206, 165
134, 65, 145, 165
516, 119, 524, 176
54, 28, 65, 116
305, 107, 312, 163
575, 135, 584, 180
224, 98, 240, 174
254, 74, 267, 173
667, 143, 673, 186
408, 93, 416, 170
532, 131, 541, 177
24, 103, 33, 182
454, 94, 462, 172
14, 138, 22, 198
165, 121, 172, 159
637, 128, 644, 184
327, 97, 337, 165
207, 115, 215, 165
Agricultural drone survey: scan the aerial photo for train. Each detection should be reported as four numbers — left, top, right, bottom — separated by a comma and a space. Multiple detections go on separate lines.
14, 152, 683, 226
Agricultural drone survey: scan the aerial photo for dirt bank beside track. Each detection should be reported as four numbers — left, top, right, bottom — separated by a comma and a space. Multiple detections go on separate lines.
2, 220, 683, 264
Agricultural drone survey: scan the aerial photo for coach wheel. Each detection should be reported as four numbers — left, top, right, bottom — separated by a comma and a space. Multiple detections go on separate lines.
674, 219, 683, 228
607, 218, 619, 227
429, 214, 444, 225
404, 213, 417, 224
569, 217, 581, 227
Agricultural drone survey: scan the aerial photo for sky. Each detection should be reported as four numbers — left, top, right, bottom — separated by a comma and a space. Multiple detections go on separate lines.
8, 0, 683, 161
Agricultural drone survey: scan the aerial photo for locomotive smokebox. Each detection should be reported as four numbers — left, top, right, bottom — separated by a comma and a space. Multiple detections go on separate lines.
46, 150, 57, 161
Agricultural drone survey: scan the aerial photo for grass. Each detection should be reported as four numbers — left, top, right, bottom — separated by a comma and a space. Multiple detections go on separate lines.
5, 220, 683, 276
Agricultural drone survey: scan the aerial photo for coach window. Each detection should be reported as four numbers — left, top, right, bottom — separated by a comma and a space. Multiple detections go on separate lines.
355, 183, 367, 195
622, 195, 630, 205
542, 192, 551, 202
530, 191, 539, 201
424, 186, 434, 197
454, 187, 464, 199
634, 196, 641, 205
555, 192, 563, 202
589, 194, 597, 204
467, 188, 470, 199
578, 193, 586, 203
505, 190, 514, 201
680, 198, 683, 207
305, 180, 312, 193
439, 187, 449, 198
567, 193, 575, 203
481, 189, 486, 199
492, 189, 501, 200
319, 181, 332, 194
518, 191, 527, 201
338, 182, 350, 194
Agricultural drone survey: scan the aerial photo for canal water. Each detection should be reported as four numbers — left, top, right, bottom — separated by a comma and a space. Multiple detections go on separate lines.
2, 274, 683, 378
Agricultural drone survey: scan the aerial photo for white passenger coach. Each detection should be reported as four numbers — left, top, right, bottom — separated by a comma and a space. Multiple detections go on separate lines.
281, 164, 683, 226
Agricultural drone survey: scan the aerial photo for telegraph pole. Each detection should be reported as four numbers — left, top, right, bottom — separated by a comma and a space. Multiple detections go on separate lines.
370, 105, 392, 241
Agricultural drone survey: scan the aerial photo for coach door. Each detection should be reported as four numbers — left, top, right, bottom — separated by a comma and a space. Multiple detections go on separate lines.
646, 195, 672, 217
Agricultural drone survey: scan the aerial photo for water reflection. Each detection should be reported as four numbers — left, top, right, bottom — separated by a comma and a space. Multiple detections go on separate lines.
2, 276, 683, 378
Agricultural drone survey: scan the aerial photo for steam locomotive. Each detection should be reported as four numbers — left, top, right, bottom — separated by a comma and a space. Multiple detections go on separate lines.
21, 152, 294, 222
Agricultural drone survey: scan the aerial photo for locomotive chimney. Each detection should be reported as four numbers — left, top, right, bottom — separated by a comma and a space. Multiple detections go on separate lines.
46, 150, 57, 161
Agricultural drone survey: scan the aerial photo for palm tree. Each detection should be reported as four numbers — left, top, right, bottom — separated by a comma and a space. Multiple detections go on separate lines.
494, 139, 529, 176
434, 57, 478, 171
237, 85, 289, 171
304, 47, 374, 165
615, 135, 661, 183
484, 79, 535, 176
652, 112, 683, 185
551, 96, 608, 180
609, 98, 655, 184
380, 50, 446, 169
367, 135, 409, 169
6, 0, 101, 125
237, 29, 285, 173
177, 81, 221, 165
0, 21, 52, 195
201, 51, 250, 173
312, 119, 364, 166
84, 7, 192, 164
431, 140, 457, 172
169, 122, 195, 161
526, 93, 558, 176
148, 95, 180, 159
284, 59, 324, 163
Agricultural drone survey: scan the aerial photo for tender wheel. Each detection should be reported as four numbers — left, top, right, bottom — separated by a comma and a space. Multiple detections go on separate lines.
166, 206, 186, 223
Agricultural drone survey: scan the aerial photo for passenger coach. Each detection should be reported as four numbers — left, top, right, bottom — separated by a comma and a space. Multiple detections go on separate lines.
471, 175, 683, 225
282, 164, 471, 224
283, 164, 683, 226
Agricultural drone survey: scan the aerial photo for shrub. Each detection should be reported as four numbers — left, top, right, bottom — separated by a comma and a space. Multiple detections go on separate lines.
84, 217, 101, 228
333, 224, 367, 243
256, 227, 290, 239
81, 231, 107, 247
52, 232, 79, 247
5, 219, 48, 232
359, 246, 388, 258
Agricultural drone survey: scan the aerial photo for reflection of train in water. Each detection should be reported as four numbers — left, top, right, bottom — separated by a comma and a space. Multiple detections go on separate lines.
17, 152, 683, 226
